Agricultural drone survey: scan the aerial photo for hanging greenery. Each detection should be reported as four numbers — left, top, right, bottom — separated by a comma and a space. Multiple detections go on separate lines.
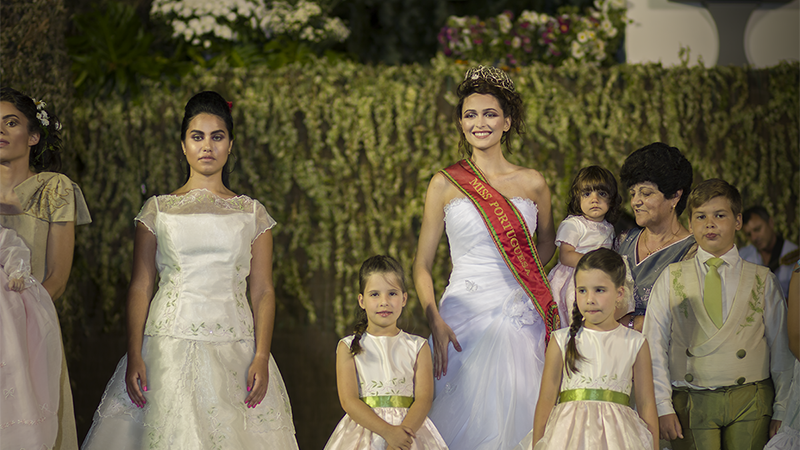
59, 58, 798, 349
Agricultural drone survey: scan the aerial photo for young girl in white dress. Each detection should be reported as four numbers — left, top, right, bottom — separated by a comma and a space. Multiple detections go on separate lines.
0, 226, 63, 449
547, 166, 622, 322
516, 248, 659, 450
81, 91, 298, 449
324, 255, 448, 450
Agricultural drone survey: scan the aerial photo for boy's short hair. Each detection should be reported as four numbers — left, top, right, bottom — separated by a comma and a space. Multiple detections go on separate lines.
687, 178, 742, 217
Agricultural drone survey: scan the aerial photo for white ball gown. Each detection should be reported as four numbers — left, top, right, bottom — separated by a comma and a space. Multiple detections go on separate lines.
514, 326, 653, 450
0, 226, 62, 449
81, 190, 298, 450
323, 331, 449, 449
428, 197, 547, 450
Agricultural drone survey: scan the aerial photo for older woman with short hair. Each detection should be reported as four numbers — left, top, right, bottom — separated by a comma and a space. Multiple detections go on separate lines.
616, 142, 695, 331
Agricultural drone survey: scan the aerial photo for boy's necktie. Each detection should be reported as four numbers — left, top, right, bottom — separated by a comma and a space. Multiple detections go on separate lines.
704, 257, 724, 328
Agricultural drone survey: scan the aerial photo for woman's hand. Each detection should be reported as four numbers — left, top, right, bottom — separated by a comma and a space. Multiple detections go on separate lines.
384, 424, 415, 450
430, 316, 461, 379
125, 354, 148, 408
245, 355, 270, 408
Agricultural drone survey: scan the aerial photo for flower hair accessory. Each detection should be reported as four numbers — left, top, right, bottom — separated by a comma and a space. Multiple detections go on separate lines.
32, 98, 62, 132
227, 101, 233, 111
463, 65, 516, 93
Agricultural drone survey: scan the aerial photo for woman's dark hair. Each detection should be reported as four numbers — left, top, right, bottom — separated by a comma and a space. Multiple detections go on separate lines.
454, 68, 525, 158
619, 142, 693, 216
350, 255, 407, 356
0, 87, 63, 172
566, 165, 622, 223
565, 248, 627, 375
180, 91, 234, 188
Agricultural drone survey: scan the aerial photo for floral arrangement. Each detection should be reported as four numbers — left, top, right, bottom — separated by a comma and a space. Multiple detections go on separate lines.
151, 0, 349, 49
437, 0, 628, 67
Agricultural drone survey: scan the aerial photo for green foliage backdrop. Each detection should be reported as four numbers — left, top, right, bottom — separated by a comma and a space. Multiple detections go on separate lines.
61, 58, 799, 347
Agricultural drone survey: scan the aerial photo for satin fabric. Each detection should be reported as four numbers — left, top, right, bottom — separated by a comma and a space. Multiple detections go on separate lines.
515, 326, 653, 450
324, 408, 448, 450
428, 197, 546, 450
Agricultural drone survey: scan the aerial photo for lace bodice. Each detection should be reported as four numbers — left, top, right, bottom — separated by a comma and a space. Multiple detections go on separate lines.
341, 331, 426, 399
553, 326, 645, 395
136, 190, 276, 342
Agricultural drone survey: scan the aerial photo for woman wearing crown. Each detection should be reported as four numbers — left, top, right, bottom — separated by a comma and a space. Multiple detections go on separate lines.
413, 66, 557, 450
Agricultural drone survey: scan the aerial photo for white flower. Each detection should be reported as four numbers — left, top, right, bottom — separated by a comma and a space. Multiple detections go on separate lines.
520, 10, 539, 24
571, 40, 585, 59
602, 20, 617, 38
511, 36, 521, 48
55, 121, 62, 131
577, 31, 588, 43
498, 13, 512, 34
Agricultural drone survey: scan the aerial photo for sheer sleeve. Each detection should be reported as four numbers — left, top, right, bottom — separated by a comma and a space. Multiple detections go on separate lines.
0, 227, 32, 280
134, 197, 158, 236
253, 200, 277, 243
554, 216, 584, 248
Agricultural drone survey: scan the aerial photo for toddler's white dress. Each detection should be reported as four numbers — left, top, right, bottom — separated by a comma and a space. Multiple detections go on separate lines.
0, 226, 62, 449
81, 190, 298, 450
515, 325, 653, 450
323, 331, 449, 450
546, 215, 614, 322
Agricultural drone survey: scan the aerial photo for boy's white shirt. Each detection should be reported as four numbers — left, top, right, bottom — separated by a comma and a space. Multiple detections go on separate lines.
643, 245, 793, 421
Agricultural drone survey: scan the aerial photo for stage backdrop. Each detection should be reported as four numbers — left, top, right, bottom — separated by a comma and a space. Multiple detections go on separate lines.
57, 58, 798, 447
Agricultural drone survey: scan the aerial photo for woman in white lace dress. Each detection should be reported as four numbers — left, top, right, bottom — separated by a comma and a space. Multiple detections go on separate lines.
82, 92, 298, 449
413, 66, 557, 450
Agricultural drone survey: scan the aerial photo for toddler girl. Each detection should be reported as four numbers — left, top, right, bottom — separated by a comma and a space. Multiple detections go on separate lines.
0, 225, 63, 449
324, 255, 448, 450
547, 165, 623, 321
516, 248, 659, 450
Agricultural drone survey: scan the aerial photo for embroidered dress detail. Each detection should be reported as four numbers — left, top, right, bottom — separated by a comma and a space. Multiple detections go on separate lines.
441, 159, 559, 343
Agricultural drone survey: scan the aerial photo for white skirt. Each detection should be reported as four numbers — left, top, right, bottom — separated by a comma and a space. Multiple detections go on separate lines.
515, 400, 653, 450
323, 407, 449, 450
81, 335, 298, 450
0, 279, 62, 450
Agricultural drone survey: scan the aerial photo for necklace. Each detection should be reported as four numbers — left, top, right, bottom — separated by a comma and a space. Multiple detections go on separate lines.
641, 227, 679, 257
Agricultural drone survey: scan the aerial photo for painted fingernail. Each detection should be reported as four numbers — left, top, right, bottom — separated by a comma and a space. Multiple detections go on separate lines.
143, 386, 148, 392
247, 386, 251, 392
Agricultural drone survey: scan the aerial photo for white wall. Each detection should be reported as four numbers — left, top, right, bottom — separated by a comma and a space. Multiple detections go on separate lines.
625, 0, 799, 67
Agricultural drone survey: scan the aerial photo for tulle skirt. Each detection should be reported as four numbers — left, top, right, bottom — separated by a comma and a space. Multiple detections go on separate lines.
764, 360, 800, 450
323, 407, 449, 450
81, 335, 298, 450
429, 274, 546, 450
0, 276, 62, 450
514, 401, 653, 450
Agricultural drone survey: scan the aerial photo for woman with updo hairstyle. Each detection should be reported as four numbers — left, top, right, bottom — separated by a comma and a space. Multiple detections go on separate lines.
414, 66, 557, 450
82, 91, 299, 449
1, 86, 91, 450
616, 142, 696, 331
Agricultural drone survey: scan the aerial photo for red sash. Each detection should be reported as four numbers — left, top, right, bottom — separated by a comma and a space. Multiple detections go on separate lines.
441, 159, 560, 344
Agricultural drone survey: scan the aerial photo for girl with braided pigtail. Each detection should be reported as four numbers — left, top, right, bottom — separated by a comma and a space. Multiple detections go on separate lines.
515, 248, 659, 450
324, 255, 448, 450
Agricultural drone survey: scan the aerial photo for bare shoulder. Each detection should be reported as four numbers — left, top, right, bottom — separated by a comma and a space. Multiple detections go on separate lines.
426, 171, 462, 206
511, 165, 550, 198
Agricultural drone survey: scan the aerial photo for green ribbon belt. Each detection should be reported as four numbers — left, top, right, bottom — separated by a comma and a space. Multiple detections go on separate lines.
361, 395, 414, 408
559, 389, 630, 406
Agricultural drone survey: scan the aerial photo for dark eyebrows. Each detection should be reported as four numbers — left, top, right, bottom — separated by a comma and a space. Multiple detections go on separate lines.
2, 114, 20, 120
189, 129, 226, 135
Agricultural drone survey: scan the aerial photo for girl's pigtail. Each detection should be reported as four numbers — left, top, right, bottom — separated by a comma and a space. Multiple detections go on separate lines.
349, 307, 369, 356
564, 299, 586, 375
